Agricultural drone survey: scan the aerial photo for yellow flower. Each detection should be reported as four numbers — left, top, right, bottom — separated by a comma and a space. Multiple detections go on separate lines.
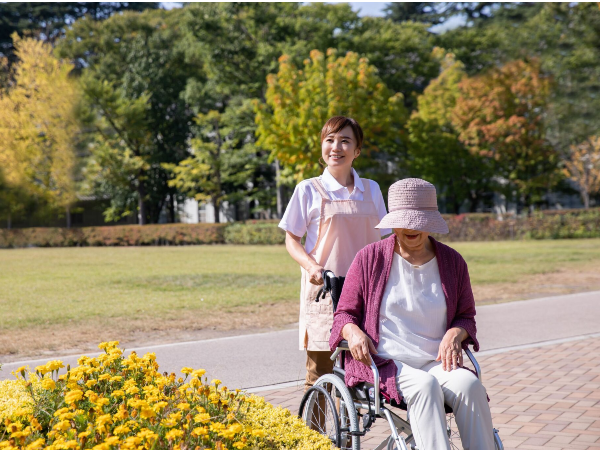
211, 379, 222, 386
191, 427, 208, 437
109, 376, 122, 383
111, 390, 124, 398
25, 438, 45, 450
180, 367, 193, 375
165, 429, 184, 441
98, 374, 111, 382
53, 420, 71, 432
194, 413, 211, 423
176, 402, 190, 411
125, 386, 139, 395
78, 431, 91, 439
113, 425, 131, 435
192, 369, 206, 378
41, 378, 56, 390
140, 407, 155, 419
85, 379, 98, 388
104, 436, 120, 446
233, 443, 246, 449
64, 390, 83, 404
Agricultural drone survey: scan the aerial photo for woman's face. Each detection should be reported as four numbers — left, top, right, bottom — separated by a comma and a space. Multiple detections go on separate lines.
394, 228, 430, 250
321, 125, 360, 170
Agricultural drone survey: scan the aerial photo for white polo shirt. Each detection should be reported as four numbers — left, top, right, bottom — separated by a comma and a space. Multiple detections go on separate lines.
279, 168, 391, 252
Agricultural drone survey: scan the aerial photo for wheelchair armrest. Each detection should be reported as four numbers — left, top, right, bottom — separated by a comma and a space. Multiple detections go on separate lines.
464, 347, 482, 382
330, 339, 381, 415
330, 340, 349, 361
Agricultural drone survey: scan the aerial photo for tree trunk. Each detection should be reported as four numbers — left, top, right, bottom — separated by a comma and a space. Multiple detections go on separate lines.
581, 189, 590, 209
212, 197, 220, 223
168, 194, 176, 223
138, 182, 147, 225
275, 159, 284, 218
66, 206, 72, 229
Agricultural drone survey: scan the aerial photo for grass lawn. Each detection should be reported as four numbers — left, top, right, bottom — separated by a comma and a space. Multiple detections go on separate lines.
1, 239, 600, 359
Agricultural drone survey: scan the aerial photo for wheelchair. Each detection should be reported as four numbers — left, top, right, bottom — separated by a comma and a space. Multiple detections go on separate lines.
298, 271, 504, 450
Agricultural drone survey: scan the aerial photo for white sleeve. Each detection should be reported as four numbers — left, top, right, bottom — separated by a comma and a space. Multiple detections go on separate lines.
370, 180, 392, 237
279, 182, 313, 238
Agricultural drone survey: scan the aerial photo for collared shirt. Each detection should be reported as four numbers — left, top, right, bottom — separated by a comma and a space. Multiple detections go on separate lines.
279, 167, 391, 252
377, 253, 447, 369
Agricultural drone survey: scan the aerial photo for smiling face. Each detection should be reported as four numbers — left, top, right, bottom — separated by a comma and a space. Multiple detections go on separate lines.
321, 125, 361, 170
394, 228, 430, 250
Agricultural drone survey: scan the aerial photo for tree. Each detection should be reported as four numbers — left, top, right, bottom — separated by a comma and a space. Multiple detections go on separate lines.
342, 18, 439, 107
0, 3, 157, 61
563, 137, 600, 209
408, 49, 494, 213
59, 8, 199, 224
163, 101, 258, 223
0, 35, 80, 225
384, 3, 443, 24
254, 49, 408, 185
453, 59, 558, 210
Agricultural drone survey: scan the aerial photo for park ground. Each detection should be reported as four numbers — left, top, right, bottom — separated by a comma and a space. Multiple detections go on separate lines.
1, 239, 600, 362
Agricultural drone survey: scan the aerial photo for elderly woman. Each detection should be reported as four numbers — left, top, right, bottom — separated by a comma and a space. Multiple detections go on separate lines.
329, 178, 495, 450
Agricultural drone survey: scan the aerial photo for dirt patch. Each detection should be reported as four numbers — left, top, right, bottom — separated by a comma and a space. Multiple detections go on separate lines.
473, 266, 600, 304
2, 265, 600, 363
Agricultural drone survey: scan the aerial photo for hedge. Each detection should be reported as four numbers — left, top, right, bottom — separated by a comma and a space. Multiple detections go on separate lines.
1, 208, 599, 248
0, 223, 226, 248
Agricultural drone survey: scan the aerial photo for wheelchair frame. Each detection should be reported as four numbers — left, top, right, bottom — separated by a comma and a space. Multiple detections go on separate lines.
299, 271, 504, 450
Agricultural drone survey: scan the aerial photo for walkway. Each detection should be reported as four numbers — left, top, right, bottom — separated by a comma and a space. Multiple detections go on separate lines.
257, 334, 600, 449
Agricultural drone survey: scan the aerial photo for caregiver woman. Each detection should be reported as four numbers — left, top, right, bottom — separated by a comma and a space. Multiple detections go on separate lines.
279, 116, 390, 390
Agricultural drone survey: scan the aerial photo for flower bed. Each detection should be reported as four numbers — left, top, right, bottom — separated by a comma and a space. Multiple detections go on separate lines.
0, 342, 332, 450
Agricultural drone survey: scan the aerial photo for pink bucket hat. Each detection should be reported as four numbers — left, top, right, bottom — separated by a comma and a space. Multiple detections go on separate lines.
375, 178, 449, 234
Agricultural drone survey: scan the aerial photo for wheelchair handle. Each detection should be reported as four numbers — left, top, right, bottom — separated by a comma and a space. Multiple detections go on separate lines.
315, 270, 336, 303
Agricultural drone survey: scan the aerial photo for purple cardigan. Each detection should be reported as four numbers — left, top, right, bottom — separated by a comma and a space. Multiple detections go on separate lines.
329, 234, 479, 403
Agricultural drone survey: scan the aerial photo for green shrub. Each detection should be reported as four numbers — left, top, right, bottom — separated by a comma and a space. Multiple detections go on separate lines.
0, 224, 226, 248
224, 222, 285, 245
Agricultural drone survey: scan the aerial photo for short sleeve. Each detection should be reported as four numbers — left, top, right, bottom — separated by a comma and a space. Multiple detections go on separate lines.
370, 181, 392, 237
279, 182, 314, 238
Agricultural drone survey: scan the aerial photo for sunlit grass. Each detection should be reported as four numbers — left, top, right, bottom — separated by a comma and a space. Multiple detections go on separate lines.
1, 239, 599, 332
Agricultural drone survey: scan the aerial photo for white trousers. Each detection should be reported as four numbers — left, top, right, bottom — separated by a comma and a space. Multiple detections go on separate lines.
396, 360, 495, 450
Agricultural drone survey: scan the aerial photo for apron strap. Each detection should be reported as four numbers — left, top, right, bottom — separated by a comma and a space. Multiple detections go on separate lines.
311, 178, 332, 201
361, 178, 374, 203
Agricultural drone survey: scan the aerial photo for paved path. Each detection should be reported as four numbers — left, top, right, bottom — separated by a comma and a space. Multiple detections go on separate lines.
3, 290, 599, 386
260, 334, 600, 450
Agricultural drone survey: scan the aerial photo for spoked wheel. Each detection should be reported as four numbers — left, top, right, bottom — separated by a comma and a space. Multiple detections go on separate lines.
447, 414, 462, 450
312, 374, 361, 450
299, 385, 341, 446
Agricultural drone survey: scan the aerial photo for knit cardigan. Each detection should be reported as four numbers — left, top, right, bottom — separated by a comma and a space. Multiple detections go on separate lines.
329, 234, 479, 403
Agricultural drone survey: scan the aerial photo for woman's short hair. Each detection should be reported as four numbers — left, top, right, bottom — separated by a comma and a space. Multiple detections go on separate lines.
320, 116, 364, 149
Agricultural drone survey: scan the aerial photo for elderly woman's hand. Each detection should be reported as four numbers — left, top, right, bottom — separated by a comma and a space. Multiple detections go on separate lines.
342, 323, 378, 367
436, 327, 468, 371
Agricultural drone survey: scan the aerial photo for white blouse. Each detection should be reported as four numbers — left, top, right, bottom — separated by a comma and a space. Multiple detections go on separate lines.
278, 167, 390, 252
377, 252, 447, 369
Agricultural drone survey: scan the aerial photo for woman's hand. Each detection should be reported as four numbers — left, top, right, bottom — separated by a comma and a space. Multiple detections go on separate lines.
342, 323, 377, 367
307, 263, 325, 285
436, 327, 468, 371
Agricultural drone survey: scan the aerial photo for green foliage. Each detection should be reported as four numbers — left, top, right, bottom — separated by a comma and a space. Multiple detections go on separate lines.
408, 49, 495, 213
0, 223, 226, 248
224, 222, 285, 245
254, 49, 408, 183
0, 2, 158, 64
59, 8, 198, 224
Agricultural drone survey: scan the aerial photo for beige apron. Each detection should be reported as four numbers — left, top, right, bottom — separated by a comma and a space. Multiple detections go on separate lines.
299, 177, 381, 351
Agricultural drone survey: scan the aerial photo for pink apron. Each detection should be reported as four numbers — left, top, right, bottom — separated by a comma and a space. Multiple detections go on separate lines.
299, 177, 381, 351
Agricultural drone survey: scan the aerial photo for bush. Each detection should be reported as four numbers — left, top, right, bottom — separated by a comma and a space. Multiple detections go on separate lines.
0, 224, 226, 249
0, 342, 332, 450
224, 223, 285, 245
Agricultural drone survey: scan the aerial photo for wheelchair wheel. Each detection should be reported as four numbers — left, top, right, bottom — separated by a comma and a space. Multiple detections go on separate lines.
312, 374, 361, 450
446, 415, 504, 450
299, 385, 340, 446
